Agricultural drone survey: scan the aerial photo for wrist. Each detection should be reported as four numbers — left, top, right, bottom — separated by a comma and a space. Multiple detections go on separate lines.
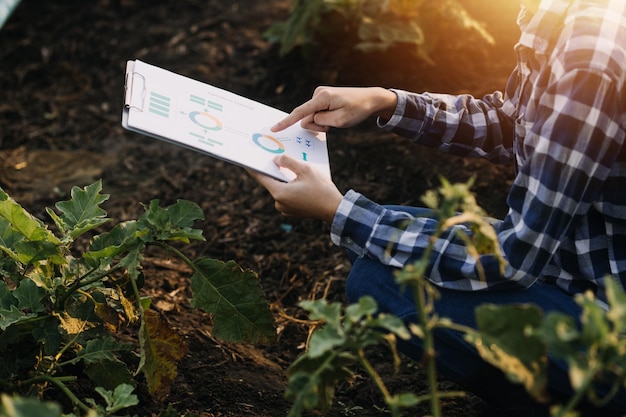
322, 191, 343, 224
371, 88, 398, 122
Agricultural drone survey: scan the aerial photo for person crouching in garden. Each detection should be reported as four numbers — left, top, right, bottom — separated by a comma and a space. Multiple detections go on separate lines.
249, 0, 626, 415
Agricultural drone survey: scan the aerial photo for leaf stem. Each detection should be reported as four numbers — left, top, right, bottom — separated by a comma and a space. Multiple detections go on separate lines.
151, 241, 195, 271
58, 263, 124, 307
24, 375, 92, 413
413, 279, 441, 417
554, 362, 601, 417
357, 348, 392, 399
55, 325, 90, 368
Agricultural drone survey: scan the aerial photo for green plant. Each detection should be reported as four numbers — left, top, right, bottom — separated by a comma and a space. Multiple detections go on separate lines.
265, 0, 494, 61
464, 279, 626, 417
285, 177, 626, 417
0, 180, 275, 416
286, 178, 494, 417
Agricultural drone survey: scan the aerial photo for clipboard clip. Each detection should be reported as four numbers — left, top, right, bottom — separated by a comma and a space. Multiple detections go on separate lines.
124, 63, 146, 111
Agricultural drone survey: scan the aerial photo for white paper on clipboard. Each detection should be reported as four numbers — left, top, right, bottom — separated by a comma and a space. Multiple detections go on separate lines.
122, 59, 330, 182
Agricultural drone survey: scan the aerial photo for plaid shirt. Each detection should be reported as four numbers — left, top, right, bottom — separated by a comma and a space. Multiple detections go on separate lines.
330, 0, 626, 298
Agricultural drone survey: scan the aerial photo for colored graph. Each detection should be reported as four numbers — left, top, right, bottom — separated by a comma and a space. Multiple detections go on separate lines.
252, 133, 285, 154
189, 111, 223, 131
187, 94, 224, 133
185, 94, 293, 157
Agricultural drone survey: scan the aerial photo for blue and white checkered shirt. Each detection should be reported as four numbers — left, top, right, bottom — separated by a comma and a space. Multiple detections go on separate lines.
330, 0, 626, 299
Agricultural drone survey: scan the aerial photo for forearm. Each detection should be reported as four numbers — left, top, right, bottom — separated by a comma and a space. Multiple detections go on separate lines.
330, 190, 528, 290
380, 89, 516, 163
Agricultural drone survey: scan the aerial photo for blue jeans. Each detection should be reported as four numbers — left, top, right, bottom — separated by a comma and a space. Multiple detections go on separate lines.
344, 206, 626, 416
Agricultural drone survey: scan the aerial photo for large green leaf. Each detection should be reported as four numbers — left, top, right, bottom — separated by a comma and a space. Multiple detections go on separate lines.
307, 325, 346, 359
32, 317, 62, 355
13, 279, 46, 313
84, 221, 142, 266
0, 217, 24, 260
71, 336, 134, 365
0, 280, 17, 310
0, 193, 64, 265
300, 298, 342, 329
118, 247, 144, 281
467, 304, 548, 402
85, 360, 134, 391
139, 200, 169, 229
0, 305, 36, 330
50, 180, 110, 239
190, 258, 275, 343
0, 199, 58, 244
14, 240, 65, 265
167, 199, 205, 228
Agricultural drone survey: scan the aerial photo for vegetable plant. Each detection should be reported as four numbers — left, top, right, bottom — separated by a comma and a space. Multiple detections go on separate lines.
286, 178, 626, 417
285, 178, 502, 417
0, 180, 275, 416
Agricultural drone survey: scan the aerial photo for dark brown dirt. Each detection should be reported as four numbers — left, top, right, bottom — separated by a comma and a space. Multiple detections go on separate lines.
0, 1, 521, 416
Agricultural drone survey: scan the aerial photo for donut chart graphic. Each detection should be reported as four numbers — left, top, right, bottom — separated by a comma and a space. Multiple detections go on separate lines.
252, 133, 285, 154
189, 111, 223, 131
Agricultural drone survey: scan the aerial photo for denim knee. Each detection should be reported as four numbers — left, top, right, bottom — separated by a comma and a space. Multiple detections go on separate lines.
345, 255, 417, 320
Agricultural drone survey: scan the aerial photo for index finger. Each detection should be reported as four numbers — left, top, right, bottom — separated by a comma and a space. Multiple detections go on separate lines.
271, 97, 328, 132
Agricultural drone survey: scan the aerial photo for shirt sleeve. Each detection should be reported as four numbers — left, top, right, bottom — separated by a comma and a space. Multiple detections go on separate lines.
330, 190, 517, 291
378, 89, 516, 164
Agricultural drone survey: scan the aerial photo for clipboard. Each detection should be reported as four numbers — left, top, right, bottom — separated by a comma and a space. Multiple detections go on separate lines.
121, 60, 331, 182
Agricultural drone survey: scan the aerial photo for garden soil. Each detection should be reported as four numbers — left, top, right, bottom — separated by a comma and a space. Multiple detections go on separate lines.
0, 1, 522, 416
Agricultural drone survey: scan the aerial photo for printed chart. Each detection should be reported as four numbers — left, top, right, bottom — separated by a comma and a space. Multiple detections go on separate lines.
122, 60, 330, 182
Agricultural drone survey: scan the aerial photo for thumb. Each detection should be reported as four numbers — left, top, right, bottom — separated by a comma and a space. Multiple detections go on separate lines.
273, 154, 307, 176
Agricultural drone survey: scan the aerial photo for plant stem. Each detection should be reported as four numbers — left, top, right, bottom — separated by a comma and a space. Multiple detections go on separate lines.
412, 390, 467, 404
151, 241, 195, 270
554, 363, 601, 417
413, 280, 441, 417
24, 375, 91, 413
128, 262, 144, 316
356, 348, 392, 397
407, 232, 443, 417
58, 263, 124, 307
77, 263, 124, 288
55, 328, 90, 368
